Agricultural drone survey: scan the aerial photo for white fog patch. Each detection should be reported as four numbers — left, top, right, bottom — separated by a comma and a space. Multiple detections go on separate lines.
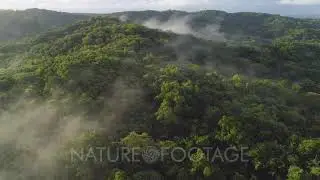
143, 15, 226, 42
119, 14, 129, 22
0, 79, 143, 179
0, 98, 98, 176
143, 16, 193, 35
196, 24, 226, 42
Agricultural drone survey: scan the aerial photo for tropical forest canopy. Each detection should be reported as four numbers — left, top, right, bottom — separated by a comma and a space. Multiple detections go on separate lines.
0, 8, 319, 180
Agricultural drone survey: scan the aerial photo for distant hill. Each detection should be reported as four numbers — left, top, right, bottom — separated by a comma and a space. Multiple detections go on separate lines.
1, 8, 319, 43
0, 8, 91, 41
292, 14, 320, 19
110, 10, 320, 43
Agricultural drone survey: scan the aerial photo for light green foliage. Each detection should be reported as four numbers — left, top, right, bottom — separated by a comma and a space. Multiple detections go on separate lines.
109, 170, 128, 180
287, 166, 304, 180
121, 132, 154, 148
310, 167, 320, 176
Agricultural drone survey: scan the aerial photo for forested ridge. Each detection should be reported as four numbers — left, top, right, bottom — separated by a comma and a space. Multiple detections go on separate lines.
0, 9, 90, 41
110, 10, 320, 42
0, 9, 319, 180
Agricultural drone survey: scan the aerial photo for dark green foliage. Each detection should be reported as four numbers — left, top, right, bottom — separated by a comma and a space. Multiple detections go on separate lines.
0, 8, 90, 41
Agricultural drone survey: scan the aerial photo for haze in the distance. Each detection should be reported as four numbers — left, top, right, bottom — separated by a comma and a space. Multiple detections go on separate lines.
1, 0, 320, 17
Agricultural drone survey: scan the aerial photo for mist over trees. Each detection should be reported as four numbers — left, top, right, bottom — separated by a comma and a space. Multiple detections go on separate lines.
0, 9, 319, 180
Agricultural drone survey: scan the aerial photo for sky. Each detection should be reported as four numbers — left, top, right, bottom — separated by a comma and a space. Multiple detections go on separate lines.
1, 0, 320, 16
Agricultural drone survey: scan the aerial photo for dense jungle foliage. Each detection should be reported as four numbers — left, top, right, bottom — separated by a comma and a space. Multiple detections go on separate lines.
0, 9, 319, 180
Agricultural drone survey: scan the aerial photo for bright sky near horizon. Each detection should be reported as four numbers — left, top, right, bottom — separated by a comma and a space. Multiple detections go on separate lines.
1, 0, 320, 15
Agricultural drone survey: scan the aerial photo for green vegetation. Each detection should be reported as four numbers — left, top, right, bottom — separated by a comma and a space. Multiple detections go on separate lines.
0, 8, 90, 41
0, 9, 319, 180
112, 10, 320, 43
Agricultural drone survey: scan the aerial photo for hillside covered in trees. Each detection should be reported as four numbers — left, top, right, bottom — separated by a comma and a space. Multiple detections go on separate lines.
110, 10, 320, 43
0, 9, 90, 41
0, 9, 319, 180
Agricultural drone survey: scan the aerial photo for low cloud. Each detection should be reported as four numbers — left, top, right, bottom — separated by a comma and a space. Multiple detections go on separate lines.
1, 0, 320, 16
279, 0, 320, 5
0, 79, 142, 179
143, 15, 226, 42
